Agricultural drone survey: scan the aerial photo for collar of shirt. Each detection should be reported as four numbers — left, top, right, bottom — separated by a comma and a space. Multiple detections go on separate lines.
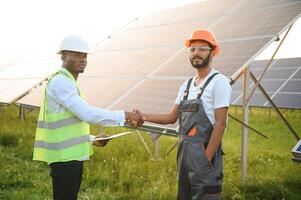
192, 68, 219, 89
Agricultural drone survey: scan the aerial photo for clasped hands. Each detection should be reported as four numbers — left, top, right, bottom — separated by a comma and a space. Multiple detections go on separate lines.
93, 109, 145, 148
125, 109, 145, 128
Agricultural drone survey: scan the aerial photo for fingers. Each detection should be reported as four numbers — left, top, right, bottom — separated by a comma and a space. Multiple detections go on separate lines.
132, 109, 145, 121
125, 109, 146, 128
93, 134, 110, 147
126, 112, 144, 128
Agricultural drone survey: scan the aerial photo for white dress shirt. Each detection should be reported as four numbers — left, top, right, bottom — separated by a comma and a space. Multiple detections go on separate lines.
46, 67, 125, 161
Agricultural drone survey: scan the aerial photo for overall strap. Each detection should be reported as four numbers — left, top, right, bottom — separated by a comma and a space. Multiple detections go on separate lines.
183, 78, 193, 100
197, 72, 219, 99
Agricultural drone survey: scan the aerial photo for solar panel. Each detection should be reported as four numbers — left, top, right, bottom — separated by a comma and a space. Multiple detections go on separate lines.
232, 79, 285, 92
233, 0, 300, 11
78, 77, 141, 108
231, 57, 301, 108
127, 0, 240, 30
95, 21, 210, 51
0, 78, 44, 104
211, 2, 301, 40
152, 37, 274, 78
272, 57, 301, 68
293, 70, 301, 79
108, 79, 183, 128
16, 0, 301, 129
0, 58, 60, 104
19, 76, 141, 109
273, 93, 301, 109
254, 68, 296, 79
280, 80, 301, 93
17, 82, 45, 108
84, 46, 178, 77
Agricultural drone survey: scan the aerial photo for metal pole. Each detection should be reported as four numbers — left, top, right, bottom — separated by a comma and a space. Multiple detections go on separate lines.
228, 114, 268, 139
19, 106, 25, 121
151, 133, 161, 160
166, 141, 179, 156
249, 72, 300, 140
137, 131, 151, 156
241, 68, 250, 183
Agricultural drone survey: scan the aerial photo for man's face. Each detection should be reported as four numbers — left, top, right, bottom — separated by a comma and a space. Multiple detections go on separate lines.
188, 40, 213, 69
61, 51, 88, 74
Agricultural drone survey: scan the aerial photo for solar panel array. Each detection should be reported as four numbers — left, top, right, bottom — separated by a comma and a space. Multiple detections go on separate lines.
231, 57, 301, 109
0, 58, 60, 104
15, 0, 301, 129
107, 0, 301, 117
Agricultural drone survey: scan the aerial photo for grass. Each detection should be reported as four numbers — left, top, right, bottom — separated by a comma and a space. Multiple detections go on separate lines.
0, 105, 301, 199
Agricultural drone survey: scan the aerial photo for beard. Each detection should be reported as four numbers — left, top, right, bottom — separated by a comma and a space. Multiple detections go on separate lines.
190, 53, 211, 69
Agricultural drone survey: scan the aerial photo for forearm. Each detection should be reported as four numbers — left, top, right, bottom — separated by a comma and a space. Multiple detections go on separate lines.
80, 107, 125, 126
205, 123, 226, 161
50, 78, 125, 126
144, 113, 177, 124
59, 93, 125, 126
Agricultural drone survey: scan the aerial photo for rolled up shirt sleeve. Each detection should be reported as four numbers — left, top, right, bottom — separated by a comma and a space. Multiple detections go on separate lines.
48, 75, 125, 126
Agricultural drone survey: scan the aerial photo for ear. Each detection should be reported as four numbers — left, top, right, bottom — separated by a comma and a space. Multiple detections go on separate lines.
61, 53, 66, 61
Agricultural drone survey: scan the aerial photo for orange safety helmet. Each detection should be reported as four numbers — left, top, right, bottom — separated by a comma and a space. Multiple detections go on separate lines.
185, 29, 220, 57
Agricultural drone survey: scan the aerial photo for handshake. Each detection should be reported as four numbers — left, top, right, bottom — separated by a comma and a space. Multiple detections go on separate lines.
125, 109, 145, 128
92, 109, 145, 148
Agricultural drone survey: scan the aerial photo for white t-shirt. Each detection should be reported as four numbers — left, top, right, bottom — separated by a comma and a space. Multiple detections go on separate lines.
175, 68, 232, 125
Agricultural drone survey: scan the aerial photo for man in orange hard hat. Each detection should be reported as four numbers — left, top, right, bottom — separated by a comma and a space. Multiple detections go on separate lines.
133, 29, 231, 199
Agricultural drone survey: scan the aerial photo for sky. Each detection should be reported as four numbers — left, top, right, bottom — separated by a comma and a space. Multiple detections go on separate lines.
0, 0, 300, 65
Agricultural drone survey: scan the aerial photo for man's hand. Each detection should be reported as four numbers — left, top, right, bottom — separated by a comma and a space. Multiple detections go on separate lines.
132, 109, 146, 121
92, 134, 110, 147
125, 111, 144, 128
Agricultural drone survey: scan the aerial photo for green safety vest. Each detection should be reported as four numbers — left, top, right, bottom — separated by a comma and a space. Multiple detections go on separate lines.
33, 68, 93, 163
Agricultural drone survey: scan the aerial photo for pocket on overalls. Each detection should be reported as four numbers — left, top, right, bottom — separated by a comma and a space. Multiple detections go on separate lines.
178, 102, 199, 112
179, 102, 199, 136
201, 143, 218, 176
200, 143, 223, 195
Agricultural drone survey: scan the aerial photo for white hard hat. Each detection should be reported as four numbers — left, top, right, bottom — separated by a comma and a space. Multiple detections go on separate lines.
57, 35, 90, 54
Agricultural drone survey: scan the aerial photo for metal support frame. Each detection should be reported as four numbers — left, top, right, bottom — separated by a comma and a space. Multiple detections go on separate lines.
151, 133, 161, 160
245, 25, 293, 105
228, 114, 268, 139
137, 130, 151, 156
166, 141, 179, 156
164, 115, 268, 157
241, 67, 250, 183
19, 106, 25, 121
228, 23, 298, 182
249, 72, 300, 140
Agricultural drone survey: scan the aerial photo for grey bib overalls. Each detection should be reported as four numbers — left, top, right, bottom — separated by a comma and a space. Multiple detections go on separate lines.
177, 73, 223, 200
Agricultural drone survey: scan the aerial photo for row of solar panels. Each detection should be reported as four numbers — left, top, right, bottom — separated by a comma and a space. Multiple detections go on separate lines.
0, 0, 300, 116
231, 57, 301, 108
15, 57, 301, 110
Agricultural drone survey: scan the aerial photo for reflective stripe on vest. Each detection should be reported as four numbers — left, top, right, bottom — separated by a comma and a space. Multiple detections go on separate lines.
35, 135, 90, 150
37, 117, 81, 130
33, 68, 93, 163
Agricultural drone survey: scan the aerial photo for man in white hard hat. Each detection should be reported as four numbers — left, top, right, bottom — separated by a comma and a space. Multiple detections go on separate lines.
33, 35, 143, 200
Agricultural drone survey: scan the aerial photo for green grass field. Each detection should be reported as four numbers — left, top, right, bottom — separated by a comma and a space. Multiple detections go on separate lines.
0, 105, 301, 200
